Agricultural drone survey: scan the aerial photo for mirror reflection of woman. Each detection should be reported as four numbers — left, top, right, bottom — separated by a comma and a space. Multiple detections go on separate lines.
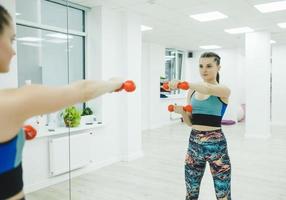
0, 5, 123, 200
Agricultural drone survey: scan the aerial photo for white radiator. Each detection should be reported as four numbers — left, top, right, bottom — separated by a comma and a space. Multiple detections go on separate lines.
49, 132, 92, 176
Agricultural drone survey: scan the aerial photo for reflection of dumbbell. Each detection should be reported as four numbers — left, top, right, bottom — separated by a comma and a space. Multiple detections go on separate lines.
162, 81, 189, 90
168, 104, 192, 112
23, 125, 37, 140
115, 80, 136, 92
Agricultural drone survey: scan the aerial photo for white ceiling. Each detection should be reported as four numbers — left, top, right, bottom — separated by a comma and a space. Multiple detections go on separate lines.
71, 0, 286, 50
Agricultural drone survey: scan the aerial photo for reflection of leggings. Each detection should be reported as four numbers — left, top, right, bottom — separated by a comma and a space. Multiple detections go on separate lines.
185, 129, 231, 200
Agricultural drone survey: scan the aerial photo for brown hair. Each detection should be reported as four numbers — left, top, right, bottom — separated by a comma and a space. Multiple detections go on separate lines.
200, 52, 221, 83
0, 5, 12, 35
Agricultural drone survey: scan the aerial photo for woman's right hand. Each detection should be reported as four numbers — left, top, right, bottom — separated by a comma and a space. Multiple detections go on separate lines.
108, 77, 125, 92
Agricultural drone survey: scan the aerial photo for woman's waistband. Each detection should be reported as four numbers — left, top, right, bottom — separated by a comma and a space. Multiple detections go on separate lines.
190, 128, 225, 143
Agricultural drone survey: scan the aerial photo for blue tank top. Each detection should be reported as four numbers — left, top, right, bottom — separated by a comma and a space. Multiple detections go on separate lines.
190, 92, 227, 127
0, 129, 25, 174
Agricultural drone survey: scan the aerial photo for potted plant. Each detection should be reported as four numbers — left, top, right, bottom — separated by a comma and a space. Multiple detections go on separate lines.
81, 107, 95, 125
61, 106, 81, 127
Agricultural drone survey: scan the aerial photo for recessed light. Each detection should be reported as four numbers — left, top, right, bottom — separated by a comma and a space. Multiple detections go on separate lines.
270, 40, 276, 44
277, 22, 286, 28
199, 45, 222, 50
254, 1, 286, 13
190, 11, 228, 22
224, 27, 254, 34
141, 25, 153, 31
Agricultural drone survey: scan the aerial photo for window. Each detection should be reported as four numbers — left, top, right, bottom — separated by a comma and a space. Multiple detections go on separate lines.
16, 0, 86, 87
160, 48, 185, 98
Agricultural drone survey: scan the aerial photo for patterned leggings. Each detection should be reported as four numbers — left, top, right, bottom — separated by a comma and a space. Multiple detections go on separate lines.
185, 129, 231, 200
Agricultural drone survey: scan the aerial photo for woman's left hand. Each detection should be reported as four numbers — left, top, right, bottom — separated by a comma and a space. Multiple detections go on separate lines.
168, 79, 180, 90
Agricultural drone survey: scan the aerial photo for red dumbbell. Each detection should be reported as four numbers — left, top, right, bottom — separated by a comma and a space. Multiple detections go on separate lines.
168, 104, 175, 112
115, 80, 136, 92
177, 81, 190, 90
23, 125, 37, 140
168, 104, 192, 112
162, 81, 190, 91
162, 82, 170, 91
183, 105, 192, 112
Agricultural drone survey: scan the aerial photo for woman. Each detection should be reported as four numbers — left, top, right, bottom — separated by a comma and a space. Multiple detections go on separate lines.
0, 5, 124, 200
171, 52, 231, 200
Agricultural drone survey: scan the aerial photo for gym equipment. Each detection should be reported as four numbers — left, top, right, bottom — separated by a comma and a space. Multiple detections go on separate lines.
23, 125, 37, 140
162, 81, 190, 91
168, 104, 192, 112
115, 80, 136, 92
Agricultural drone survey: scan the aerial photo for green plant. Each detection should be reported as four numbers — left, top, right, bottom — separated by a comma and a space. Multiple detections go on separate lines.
61, 106, 81, 127
81, 107, 93, 116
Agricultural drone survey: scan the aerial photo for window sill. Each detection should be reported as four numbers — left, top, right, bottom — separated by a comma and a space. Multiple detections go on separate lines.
36, 122, 104, 138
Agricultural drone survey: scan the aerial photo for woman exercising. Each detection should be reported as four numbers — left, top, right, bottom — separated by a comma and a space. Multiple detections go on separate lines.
0, 5, 130, 200
169, 52, 232, 200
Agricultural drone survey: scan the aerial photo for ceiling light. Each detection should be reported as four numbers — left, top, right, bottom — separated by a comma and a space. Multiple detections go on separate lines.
224, 27, 254, 34
254, 1, 286, 13
141, 25, 153, 31
277, 22, 286, 28
199, 45, 222, 49
190, 11, 228, 22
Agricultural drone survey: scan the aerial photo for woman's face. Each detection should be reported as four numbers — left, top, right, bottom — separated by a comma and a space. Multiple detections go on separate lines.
0, 22, 16, 73
199, 57, 220, 82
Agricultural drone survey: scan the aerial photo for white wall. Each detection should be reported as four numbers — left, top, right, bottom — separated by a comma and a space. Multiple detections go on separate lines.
245, 32, 271, 138
141, 43, 187, 130
89, 6, 125, 164
88, 7, 143, 161
272, 45, 286, 126
141, 43, 150, 130
120, 12, 143, 160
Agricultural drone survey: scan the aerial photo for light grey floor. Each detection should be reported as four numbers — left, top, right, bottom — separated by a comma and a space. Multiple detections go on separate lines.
26, 122, 286, 200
